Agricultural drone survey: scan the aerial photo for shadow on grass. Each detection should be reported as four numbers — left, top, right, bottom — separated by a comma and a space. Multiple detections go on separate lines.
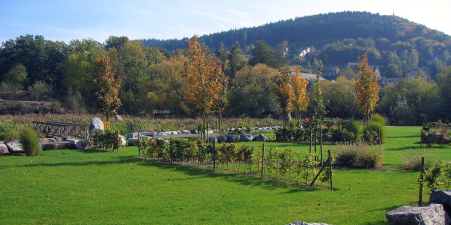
142, 159, 320, 192
15, 150, 319, 193
385, 145, 450, 151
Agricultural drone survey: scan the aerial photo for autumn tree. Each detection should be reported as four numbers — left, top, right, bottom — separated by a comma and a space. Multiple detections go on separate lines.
182, 35, 227, 137
272, 67, 295, 126
91, 54, 122, 121
354, 52, 380, 125
291, 67, 309, 121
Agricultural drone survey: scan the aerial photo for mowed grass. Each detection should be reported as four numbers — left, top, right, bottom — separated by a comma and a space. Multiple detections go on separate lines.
1, 126, 450, 224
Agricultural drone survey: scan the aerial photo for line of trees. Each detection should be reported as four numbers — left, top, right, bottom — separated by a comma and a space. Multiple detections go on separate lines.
1, 34, 451, 125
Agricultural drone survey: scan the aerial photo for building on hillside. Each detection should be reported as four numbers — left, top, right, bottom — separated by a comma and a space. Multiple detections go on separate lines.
298, 46, 311, 57
321, 66, 341, 80
378, 78, 401, 87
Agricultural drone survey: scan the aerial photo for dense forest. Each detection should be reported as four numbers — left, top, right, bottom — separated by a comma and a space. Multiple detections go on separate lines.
1, 11, 451, 125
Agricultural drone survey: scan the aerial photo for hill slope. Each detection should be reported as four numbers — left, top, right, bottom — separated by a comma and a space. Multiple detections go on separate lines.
140, 11, 451, 51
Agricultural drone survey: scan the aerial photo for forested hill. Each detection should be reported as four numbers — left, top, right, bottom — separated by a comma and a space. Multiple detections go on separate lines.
140, 11, 451, 51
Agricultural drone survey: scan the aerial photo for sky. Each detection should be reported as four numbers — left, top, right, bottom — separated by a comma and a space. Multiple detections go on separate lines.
1, 0, 450, 44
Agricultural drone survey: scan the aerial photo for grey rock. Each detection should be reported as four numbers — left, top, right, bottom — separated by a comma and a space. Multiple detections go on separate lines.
182, 130, 191, 134
208, 136, 218, 143
118, 135, 127, 147
125, 133, 137, 140
256, 133, 267, 142
226, 134, 238, 142
128, 138, 139, 146
114, 115, 123, 121
386, 203, 450, 225
90, 117, 104, 133
67, 138, 89, 149
190, 129, 198, 134
429, 190, 451, 216
6, 141, 24, 153
139, 132, 154, 137
0, 144, 9, 154
239, 133, 254, 142
217, 135, 227, 143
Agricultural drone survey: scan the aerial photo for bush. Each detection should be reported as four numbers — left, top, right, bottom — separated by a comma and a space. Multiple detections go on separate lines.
332, 142, 384, 168
371, 114, 386, 126
19, 126, 41, 156
342, 119, 360, 141
399, 149, 436, 170
0, 122, 18, 141
362, 120, 387, 144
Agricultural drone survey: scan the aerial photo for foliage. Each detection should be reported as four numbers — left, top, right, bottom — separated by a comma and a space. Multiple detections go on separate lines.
19, 126, 41, 156
290, 67, 309, 114
90, 54, 122, 121
0, 122, 18, 141
182, 36, 227, 121
271, 67, 295, 117
28, 81, 53, 101
354, 52, 380, 124
92, 130, 121, 151
362, 120, 387, 144
332, 142, 384, 168
419, 159, 446, 192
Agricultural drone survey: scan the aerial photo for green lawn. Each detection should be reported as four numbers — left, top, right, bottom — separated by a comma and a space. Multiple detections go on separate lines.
1, 126, 450, 224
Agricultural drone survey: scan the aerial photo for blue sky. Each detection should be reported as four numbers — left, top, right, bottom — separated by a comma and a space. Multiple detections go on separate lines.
1, 0, 450, 44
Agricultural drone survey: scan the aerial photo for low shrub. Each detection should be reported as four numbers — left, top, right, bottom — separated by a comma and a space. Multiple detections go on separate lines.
362, 121, 387, 144
342, 119, 360, 141
332, 142, 384, 168
0, 122, 18, 141
399, 149, 436, 170
19, 126, 41, 156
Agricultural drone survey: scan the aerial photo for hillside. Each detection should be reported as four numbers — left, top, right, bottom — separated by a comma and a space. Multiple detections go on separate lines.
141, 11, 451, 52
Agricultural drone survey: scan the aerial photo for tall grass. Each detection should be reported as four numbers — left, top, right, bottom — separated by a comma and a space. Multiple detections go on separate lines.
332, 142, 384, 168
19, 126, 41, 156
399, 149, 436, 170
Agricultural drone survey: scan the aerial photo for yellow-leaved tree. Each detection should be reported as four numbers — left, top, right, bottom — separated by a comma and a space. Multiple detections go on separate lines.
182, 36, 227, 137
354, 52, 380, 125
291, 67, 309, 121
90, 54, 122, 122
272, 67, 295, 126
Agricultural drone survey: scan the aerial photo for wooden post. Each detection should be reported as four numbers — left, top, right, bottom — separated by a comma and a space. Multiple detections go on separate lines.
419, 157, 424, 206
213, 141, 216, 170
320, 124, 323, 167
261, 143, 265, 178
309, 128, 312, 153
138, 134, 141, 158
329, 150, 333, 190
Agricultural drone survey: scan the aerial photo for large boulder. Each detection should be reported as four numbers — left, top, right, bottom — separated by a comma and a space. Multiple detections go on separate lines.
429, 190, 451, 216
0, 144, 9, 154
239, 133, 254, 142
118, 135, 127, 147
217, 135, 227, 143
256, 133, 268, 142
225, 134, 238, 142
90, 117, 104, 133
208, 136, 218, 143
41, 141, 73, 150
386, 203, 450, 225
128, 138, 139, 146
67, 138, 89, 149
190, 129, 198, 134
125, 133, 138, 140
114, 115, 123, 121
6, 141, 24, 153
182, 130, 191, 134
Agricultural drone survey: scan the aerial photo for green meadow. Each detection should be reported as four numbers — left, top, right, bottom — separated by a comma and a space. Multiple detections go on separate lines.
1, 126, 450, 224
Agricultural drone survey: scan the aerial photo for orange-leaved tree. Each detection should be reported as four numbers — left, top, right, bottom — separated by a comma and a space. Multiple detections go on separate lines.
354, 52, 380, 125
91, 54, 122, 122
291, 67, 309, 120
182, 36, 227, 135
272, 67, 295, 126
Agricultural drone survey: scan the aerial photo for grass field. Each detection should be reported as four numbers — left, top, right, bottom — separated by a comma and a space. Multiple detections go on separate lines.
1, 126, 450, 224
